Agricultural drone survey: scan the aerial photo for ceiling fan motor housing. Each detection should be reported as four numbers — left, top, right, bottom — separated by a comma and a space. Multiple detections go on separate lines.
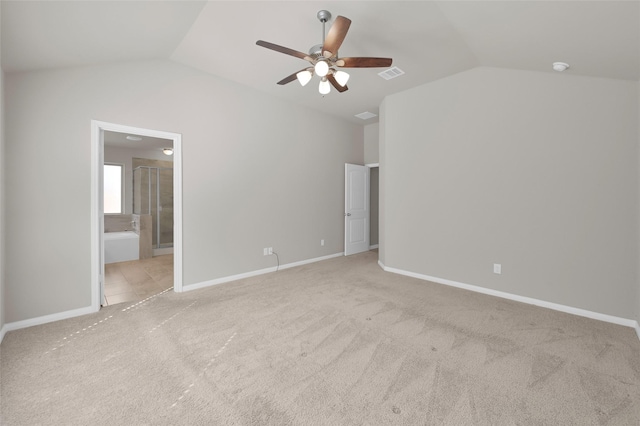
317, 10, 331, 23
308, 44, 324, 58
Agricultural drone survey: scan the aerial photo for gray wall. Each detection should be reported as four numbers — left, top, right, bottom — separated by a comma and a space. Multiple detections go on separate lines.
364, 123, 379, 164
381, 67, 639, 320
0, 3, 5, 333
370, 167, 379, 246
379, 101, 388, 264
364, 123, 380, 247
5, 60, 363, 323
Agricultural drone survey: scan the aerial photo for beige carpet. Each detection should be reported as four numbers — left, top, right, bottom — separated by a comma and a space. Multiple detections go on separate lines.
2, 251, 640, 425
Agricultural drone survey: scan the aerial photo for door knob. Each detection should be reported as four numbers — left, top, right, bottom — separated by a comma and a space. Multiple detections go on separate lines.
345, 213, 351, 216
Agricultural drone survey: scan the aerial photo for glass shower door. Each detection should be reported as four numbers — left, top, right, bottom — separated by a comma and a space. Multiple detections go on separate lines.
158, 167, 173, 248
133, 164, 173, 250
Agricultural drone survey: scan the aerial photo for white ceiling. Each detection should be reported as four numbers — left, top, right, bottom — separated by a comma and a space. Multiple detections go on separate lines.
2, 1, 639, 125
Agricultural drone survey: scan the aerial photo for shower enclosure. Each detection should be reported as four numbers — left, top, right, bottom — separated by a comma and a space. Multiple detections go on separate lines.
133, 166, 173, 249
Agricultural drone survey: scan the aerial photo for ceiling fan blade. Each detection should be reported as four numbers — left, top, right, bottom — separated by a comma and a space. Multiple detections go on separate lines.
322, 16, 351, 58
327, 74, 348, 93
336, 57, 393, 68
277, 68, 310, 85
256, 40, 312, 61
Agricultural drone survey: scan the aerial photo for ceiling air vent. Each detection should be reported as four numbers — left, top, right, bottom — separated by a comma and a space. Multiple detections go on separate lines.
378, 66, 405, 80
355, 111, 377, 120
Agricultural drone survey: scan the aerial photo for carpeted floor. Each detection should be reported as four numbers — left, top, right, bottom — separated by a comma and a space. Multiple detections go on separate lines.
2, 251, 640, 425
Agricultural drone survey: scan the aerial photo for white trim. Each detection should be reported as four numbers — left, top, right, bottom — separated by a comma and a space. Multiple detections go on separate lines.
381, 265, 640, 335
90, 121, 102, 310
183, 252, 343, 293
378, 259, 386, 269
0, 325, 7, 344
1, 305, 96, 339
365, 163, 379, 168
91, 121, 184, 304
172, 132, 183, 292
369, 244, 379, 250
278, 252, 343, 270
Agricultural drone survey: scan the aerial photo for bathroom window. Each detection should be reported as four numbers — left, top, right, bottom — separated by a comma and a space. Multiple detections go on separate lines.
104, 163, 124, 214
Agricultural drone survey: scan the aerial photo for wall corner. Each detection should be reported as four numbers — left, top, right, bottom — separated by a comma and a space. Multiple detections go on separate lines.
0, 5, 6, 340
378, 101, 386, 266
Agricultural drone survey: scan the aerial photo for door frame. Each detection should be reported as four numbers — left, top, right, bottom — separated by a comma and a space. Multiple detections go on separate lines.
90, 120, 184, 312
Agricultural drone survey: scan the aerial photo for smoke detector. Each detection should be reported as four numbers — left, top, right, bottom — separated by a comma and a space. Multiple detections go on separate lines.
552, 62, 570, 72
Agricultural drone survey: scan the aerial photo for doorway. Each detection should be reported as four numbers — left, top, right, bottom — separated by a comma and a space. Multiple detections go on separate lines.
91, 121, 183, 311
343, 162, 379, 257
368, 164, 379, 250
344, 163, 370, 256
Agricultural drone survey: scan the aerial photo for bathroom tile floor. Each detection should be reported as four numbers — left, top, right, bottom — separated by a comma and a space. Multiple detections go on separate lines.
103, 254, 174, 306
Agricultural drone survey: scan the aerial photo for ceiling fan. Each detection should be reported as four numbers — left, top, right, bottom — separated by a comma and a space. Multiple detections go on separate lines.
256, 10, 393, 95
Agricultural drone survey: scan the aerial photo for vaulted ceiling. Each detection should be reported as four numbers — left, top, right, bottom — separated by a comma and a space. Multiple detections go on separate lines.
2, 1, 639, 124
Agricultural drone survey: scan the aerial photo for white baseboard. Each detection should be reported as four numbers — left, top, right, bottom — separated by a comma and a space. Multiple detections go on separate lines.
183, 252, 344, 293
278, 252, 344, 271
1, 253, 345, 342
0, 305, 98, 344
369, 244, 379, 250
380, 264, 640, 339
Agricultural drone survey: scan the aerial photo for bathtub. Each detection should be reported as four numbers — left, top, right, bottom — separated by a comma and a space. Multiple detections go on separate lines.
104, 231, 139, 264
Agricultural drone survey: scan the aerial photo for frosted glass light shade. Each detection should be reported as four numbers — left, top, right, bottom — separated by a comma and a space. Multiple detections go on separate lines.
314, 61, 329, 77
296, 70, 313, 86
334, 70, 350, 87
319, 78, 331, 95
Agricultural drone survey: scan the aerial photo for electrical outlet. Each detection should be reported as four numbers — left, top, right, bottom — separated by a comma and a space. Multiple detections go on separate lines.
268, 247, 273, 255
321, 239, 325, 246
263, 248, 269, 256
493, 264, 502, 274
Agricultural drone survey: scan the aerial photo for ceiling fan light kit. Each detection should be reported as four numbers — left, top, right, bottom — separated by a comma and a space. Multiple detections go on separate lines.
319, 78, 331, 95
256, 10, 393, 96
334, 70, 350, 86
296, 69, 313, 86
315, 60, 330, 77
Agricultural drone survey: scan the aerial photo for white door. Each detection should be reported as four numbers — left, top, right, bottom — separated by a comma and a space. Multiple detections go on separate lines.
344, 163, 370, 256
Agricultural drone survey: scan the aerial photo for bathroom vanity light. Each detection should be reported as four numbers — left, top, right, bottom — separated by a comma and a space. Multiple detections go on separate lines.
162, 148, 173, 156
